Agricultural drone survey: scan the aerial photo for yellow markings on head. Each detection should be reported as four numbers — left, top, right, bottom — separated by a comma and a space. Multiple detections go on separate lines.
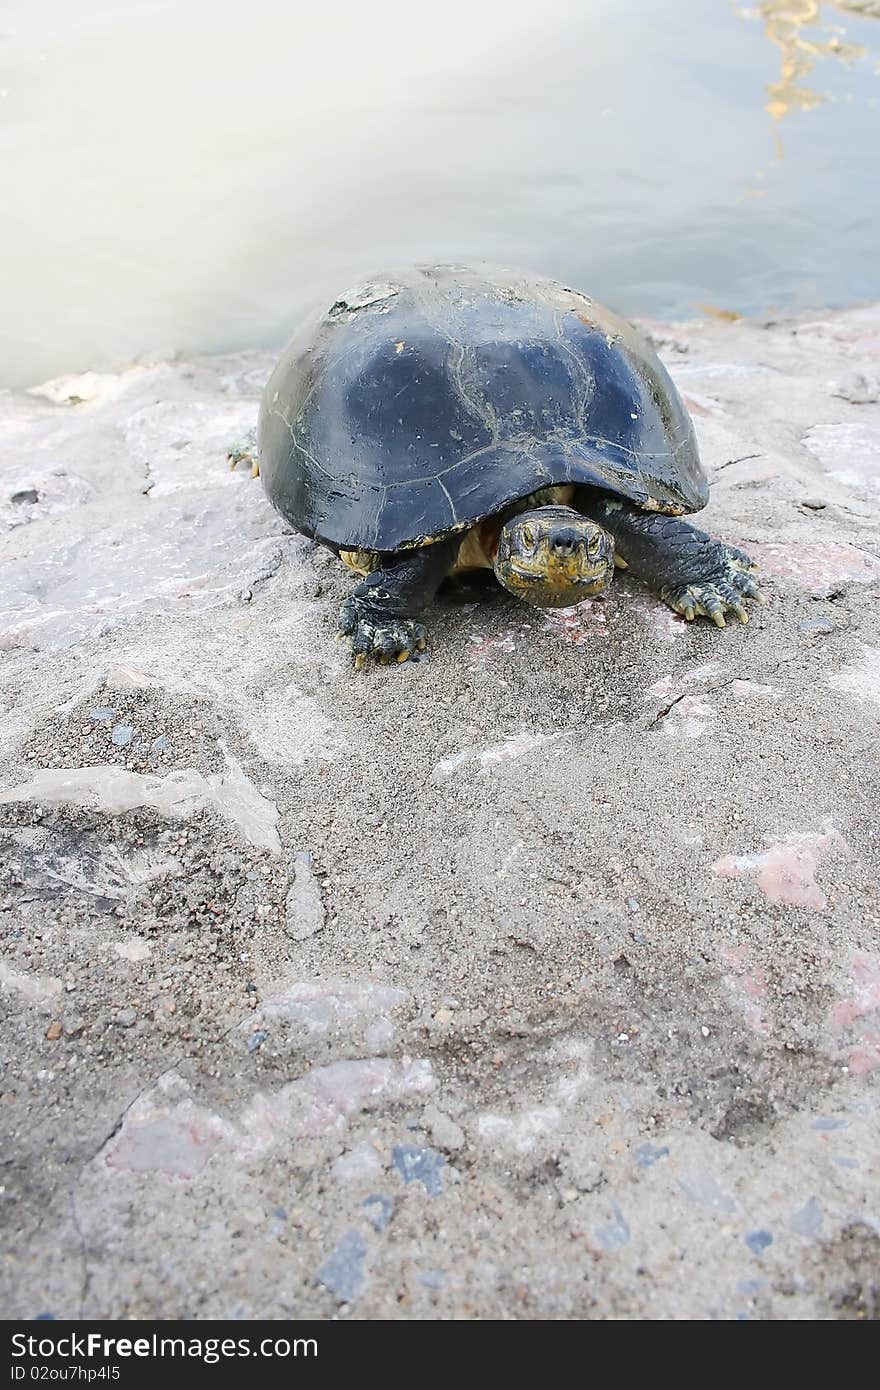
395, 341, 406, 354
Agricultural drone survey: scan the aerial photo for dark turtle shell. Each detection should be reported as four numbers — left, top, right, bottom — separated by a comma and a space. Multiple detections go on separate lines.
258, 264, 707, 552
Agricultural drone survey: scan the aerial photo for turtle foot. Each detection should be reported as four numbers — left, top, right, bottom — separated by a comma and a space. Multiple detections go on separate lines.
660, 546, 761, 628
337, 599, 428, 669
227, 429, 259, 477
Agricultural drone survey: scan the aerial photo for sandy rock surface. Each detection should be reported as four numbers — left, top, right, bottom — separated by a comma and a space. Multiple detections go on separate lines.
1, 306, 879, 1320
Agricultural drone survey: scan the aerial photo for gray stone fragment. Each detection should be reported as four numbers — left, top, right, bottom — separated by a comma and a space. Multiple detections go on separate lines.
89, 707, 116, 723
111, 725, 134, 747
790, 1197, 823, 1237
315, 1229, 368, 1303
594, 1200, 630, 1252
112, 1008, 138, 1028
392, 1144, 446, 1195
361, 1193, 395, 1231
285, 852, 325, 940
678, 1170, 738, 1213
798, 617, 836, 636
634, 1142, 670, 1169
745, 1229, 773, 1255
832, 369, 880, 404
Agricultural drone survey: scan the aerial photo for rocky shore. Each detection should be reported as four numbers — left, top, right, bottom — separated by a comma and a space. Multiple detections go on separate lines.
1, 305, 878, 1319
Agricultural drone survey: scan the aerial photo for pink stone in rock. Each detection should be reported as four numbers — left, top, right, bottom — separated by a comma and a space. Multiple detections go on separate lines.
659, 695, 716, 739
103, 1106, 231, 1178
829, 952, 880, 1033
541, 600, 608, 645
627, 595, 685, 643
827, 954, 880, 1074
802, 422, 880, 491
849, 1033, 880, 1076
713, 828, 844, 910
239, 1057, 434, 1150
796, 313, 880, 356
729, 679, 779, 699
746, 542, 880, 588
680, 391, 726, 418
467, 631, 516, 666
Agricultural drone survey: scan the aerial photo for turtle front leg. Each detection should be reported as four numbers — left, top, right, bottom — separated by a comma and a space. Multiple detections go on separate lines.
579, 498, 761, 628
227, 427, 260, 477
337, 535, 461, 669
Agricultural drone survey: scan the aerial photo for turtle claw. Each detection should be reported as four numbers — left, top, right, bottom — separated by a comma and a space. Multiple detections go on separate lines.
227, 429, 259, 476
661, 544, 761, 629
337, 598, 428, 668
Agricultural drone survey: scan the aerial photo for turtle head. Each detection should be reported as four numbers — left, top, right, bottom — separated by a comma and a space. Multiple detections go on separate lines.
493, 506, 615, 609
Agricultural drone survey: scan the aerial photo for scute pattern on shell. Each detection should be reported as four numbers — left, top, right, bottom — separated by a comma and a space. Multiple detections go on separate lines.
257, 264, 707, 552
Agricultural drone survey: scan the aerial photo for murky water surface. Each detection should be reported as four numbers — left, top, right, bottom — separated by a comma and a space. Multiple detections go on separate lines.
2, 0, 879, 386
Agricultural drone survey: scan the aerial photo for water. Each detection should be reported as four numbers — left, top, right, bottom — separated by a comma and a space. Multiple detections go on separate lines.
2, 0, 879, 388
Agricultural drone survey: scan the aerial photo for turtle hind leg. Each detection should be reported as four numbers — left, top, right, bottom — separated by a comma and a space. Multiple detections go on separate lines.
336, 534, 461, 669
227, 427, 259, 477
578, 497, 761, 628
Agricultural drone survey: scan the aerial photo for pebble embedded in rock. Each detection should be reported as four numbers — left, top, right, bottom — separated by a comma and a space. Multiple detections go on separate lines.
110, 725, 134, 747
593, 1201, 631, 1252
44, 1021, 62, 1041
247, 1030, 268, 1053
284, 852, 325, 941
798, 616, 836, 637
361, 1193, 395, 1231
89, 707, 116, 723
789, 1198, 823, 1237
112, 1008, 138, 1028
314, 1229, 368, 1303
745, 1229, 773, 1255
392, 1144, 446, 1194
633, 1143, 669, 1169
831, 369, 880, 404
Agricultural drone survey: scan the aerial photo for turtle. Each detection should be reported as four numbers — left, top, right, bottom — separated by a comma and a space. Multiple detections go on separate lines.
240, 264, 760, 666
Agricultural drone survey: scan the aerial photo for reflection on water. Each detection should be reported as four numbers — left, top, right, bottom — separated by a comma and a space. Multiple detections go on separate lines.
1, 0, 878, 387
752, 0, 877, 123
